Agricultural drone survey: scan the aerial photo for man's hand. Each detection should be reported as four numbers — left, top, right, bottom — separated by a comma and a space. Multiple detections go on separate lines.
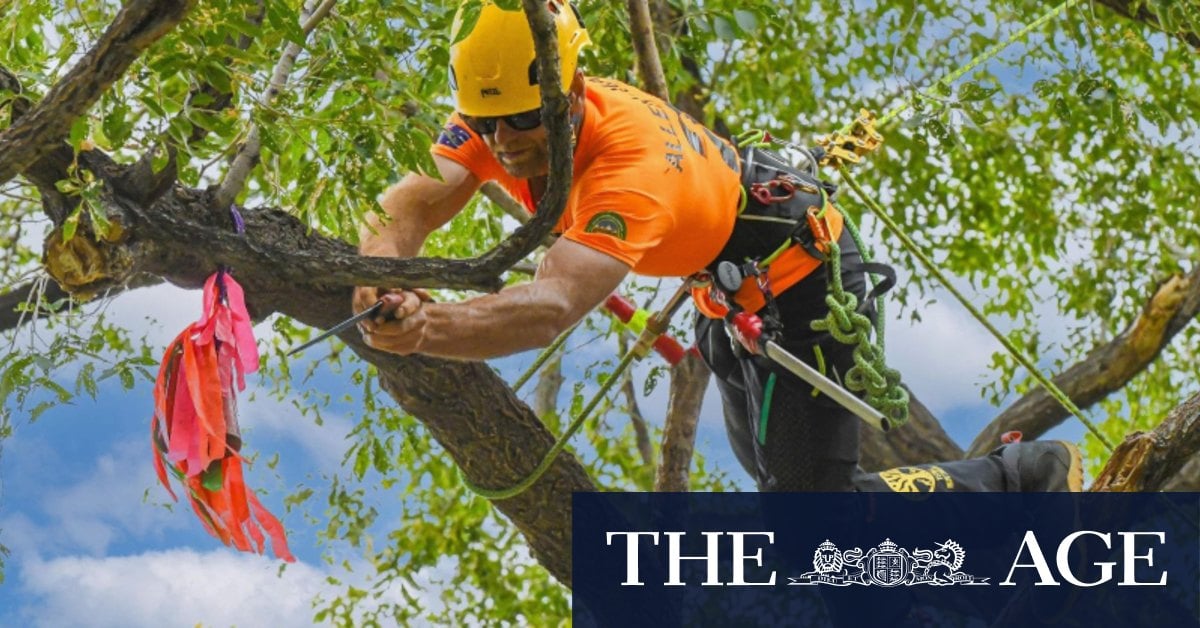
352, 287, 433, 354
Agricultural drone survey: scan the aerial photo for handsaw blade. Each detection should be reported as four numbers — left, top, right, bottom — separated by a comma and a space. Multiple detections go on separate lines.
762, 339, 890, 432
286, 302, 382, 357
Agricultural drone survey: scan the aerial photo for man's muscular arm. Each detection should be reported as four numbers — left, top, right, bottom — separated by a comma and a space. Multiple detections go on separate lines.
361, 238, 630, 360
353, 155, 480, 316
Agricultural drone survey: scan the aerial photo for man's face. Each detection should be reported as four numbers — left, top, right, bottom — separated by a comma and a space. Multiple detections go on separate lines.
481, 117, 551, 179
465, 71, 585, 180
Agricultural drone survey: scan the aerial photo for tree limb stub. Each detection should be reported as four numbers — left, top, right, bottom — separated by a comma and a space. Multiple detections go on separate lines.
1091, 390, 1200, 491
0, 0, 191, 186
968, 265, 1200, 457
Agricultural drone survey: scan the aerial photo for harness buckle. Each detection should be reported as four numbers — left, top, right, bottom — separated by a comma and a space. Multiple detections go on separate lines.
749, 178, 799, 205
806, 204, 834, 246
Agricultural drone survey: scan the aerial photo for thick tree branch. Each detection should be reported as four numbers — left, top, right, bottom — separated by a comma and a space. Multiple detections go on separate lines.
967, 265, 1200, 457
859, 390, 964, 471
1091, 390, 1200, 491
0, 0, 191, 186
212, 0, 337, 208
625, 0, 670, 101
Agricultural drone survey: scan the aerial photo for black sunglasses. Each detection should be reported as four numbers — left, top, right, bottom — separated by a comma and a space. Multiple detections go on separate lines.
460, 108, 543, 135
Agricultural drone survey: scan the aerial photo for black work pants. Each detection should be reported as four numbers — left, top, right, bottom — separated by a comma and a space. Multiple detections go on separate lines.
694, 232, 1015, 492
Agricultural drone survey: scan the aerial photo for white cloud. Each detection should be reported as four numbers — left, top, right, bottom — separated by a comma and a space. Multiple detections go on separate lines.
38, 439, 182, 556
15, 549, 329, 628
887, 298, 998, 415
10, 548, 469, 628
240, 393, 353, 475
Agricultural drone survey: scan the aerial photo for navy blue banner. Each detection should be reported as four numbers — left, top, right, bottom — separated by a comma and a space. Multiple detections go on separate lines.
572, 493, 1199, 627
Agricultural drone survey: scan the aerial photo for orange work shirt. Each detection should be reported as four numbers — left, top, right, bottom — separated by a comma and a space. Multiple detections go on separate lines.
431, 77, 840, 317
432, 77, 742, 278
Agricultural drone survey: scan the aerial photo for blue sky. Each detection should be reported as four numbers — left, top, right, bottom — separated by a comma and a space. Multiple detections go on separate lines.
0, 256, 1089, 625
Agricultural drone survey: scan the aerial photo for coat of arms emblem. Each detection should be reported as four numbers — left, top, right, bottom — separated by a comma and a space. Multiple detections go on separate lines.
789, 538, 988, 587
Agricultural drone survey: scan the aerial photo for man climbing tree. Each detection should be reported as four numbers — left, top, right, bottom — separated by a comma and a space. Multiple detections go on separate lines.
1, 0, 1197, 622
354, 0, 1083, 494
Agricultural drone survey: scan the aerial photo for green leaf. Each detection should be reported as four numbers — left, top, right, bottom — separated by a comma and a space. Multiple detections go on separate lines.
1053, 96, 1071, 121
103, 101, 134, 147
452, 1, 483, 44
42, 379, 71, 403
957, 81, 999, 102
85, 199, 112, 240
353, 444, 369, 479
712, 15, 737, 41
119, 367, 135, 390
77, 362, 97, 399
201, 463, 224, 491
371, 438, 389, 474
62, 208, 81, 243
69, 116, 88, 151
29, 400, 57, 422
1032, 79, 1055, 99
1076, 77, 1101, 100
733, 9, 758, 33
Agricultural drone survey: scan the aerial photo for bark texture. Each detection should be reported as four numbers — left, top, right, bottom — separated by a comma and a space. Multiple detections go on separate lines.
654, 352, 710, 491
1091, 391, 1200, 491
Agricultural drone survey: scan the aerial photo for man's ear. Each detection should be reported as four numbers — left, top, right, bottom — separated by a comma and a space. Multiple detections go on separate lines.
569, 69, 586, 109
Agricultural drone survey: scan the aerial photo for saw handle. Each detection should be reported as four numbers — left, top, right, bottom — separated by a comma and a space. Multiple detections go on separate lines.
604, 293, 689, 365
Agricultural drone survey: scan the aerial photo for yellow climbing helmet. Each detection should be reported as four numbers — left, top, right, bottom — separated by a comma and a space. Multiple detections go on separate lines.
449, 0, 590, 116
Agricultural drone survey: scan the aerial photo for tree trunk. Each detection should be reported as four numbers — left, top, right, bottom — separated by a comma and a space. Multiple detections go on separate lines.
655, 353, 710, 491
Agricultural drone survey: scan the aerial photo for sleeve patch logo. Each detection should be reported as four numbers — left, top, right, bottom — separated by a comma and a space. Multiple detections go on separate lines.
584, 212, 627, 240
436, 123, 472, 149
